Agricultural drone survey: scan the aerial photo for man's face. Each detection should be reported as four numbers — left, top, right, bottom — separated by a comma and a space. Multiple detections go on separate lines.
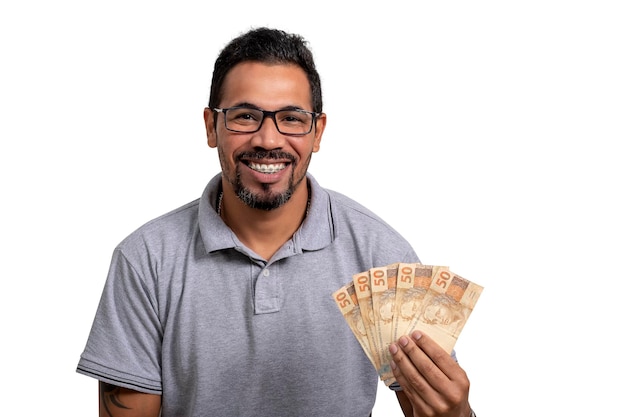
204, 61, 326, 210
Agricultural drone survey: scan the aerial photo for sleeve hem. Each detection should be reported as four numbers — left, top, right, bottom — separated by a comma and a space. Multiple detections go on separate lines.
76, 360, 162, 395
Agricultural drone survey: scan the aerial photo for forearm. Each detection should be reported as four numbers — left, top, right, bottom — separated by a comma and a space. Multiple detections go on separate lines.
99, 382, 161, 417
396, 391, 413, 416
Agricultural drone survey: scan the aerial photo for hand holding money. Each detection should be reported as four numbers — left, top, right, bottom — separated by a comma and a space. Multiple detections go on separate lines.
333, 263, 483, 386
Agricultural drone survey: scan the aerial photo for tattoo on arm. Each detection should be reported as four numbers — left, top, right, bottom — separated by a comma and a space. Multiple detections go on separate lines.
100, 382, 131, 417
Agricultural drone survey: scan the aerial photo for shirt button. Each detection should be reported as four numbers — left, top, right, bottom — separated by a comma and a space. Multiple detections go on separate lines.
263, 269, 270, 277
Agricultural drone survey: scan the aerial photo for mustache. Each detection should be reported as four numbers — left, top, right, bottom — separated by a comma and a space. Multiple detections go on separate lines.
237, 150, 296, 162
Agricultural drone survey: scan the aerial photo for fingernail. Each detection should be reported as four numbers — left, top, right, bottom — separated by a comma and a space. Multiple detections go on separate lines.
389, 343, 398, 354
390, 360, 397, 370
399, 336, 409, 347
412, 331, 422, 341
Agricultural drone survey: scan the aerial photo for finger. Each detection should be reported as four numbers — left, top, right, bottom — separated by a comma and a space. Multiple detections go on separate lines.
389, 335, 440, 405
411, 331, 469, 384
410, 331, 471, 412
389, 338, 430, 412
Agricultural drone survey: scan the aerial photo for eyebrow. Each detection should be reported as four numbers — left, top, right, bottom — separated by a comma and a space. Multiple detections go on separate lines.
229, 102, 307, 112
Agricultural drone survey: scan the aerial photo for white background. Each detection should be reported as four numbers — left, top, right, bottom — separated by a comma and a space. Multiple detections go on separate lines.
1, 1, 625, 416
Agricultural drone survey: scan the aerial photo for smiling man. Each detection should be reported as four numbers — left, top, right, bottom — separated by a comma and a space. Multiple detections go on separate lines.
77, 27, 475, 417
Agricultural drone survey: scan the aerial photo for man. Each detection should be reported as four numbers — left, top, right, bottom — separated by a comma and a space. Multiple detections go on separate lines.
77, 27, 474, 417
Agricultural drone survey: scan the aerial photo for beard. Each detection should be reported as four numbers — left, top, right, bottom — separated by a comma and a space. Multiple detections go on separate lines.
228, 149, 310, 211
236, 182, 293, 211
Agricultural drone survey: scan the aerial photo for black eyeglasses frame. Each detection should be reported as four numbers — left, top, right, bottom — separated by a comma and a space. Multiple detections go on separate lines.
211, 106, 321, 136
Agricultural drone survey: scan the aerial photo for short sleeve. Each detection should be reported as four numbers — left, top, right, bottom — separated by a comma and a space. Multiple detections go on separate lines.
76, 248, 163, 394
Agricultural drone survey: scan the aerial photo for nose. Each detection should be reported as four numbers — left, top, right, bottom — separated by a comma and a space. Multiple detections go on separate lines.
250, 114, 286, 149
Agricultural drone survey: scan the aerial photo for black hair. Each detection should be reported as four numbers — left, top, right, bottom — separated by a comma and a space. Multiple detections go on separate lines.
208, 27, 323, 113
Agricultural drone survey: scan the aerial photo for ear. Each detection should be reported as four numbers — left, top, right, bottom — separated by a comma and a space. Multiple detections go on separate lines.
312, 113, 326, 153
204, 108, 218, 148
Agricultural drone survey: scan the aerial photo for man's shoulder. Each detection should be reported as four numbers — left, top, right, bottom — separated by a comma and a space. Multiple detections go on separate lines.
326, 188, 375, 213
325, 188, 391, 226
117, 198, 201, 250
320, 186, 419, 262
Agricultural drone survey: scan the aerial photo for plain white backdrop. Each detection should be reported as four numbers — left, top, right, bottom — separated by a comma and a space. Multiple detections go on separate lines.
1, 1, 625, 416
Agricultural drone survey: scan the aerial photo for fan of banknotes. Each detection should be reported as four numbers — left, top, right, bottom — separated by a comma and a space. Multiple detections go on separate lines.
332, 263, 483, 386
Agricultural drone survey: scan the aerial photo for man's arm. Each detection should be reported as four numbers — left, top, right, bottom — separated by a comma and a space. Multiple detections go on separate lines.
389, 331, 472, 417
99, 382, 161, 417
395, 390, 414, 416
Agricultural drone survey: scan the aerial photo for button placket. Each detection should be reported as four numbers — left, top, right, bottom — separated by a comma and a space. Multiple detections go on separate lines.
254, 265, 280, 314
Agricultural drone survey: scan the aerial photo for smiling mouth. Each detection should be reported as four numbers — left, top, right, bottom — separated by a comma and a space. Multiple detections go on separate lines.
247, 162, 287, 174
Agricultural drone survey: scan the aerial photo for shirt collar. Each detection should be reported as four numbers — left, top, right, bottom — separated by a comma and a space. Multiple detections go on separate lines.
198, 173, 334, 255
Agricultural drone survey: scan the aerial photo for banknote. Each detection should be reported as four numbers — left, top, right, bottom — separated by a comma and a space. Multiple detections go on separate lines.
332, 282, 376, 366
394, 264, 449, 342
352, 269, 383, 374
411, 266, 483, 353
370, 263, 398, 382
334, 263, 483, 385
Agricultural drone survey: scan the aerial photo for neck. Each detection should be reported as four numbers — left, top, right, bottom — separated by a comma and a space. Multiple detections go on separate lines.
218, 181, 310, 260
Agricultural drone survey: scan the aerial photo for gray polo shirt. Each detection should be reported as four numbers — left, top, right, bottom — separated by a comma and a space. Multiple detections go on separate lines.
77, 173, 419, 417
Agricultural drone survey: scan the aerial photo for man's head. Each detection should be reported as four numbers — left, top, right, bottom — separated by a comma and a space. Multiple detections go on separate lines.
204, 28, 326, 211
208, 27, 323, 113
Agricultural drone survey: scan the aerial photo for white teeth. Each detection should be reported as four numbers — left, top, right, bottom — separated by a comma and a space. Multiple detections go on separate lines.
249, 162, 286, 174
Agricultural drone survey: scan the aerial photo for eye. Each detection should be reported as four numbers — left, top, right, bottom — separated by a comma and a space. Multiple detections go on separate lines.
278, 111, 308, 125
229, 108, 261, 124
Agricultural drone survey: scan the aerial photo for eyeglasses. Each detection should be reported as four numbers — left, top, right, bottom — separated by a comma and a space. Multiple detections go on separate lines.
212, 106, 320, 136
